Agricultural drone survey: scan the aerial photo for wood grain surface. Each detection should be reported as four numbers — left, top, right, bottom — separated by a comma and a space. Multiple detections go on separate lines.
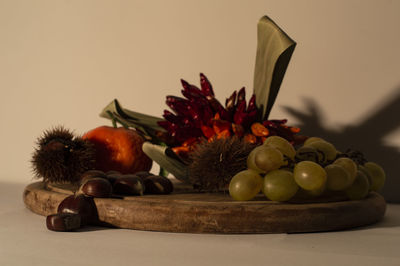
23, 181, 386, 234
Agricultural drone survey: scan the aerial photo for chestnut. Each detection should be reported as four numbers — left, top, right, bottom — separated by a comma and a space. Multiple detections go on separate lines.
79, 170, 107, 184
57, 194, 98, 226
46, 213, 82, 232
105, 173, 124, 185
133, 171, 153, 181
79, 177, 112, 198
106, 170, 121, 176
144, 175, 173, 194
113, 175, 145, 196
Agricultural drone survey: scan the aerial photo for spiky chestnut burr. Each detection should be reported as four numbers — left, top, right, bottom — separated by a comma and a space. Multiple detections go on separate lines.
31, 126, 95, 183
188, 137, 256, 192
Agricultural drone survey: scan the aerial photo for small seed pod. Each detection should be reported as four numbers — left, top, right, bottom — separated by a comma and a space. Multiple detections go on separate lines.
46, 213, 82, 232
79, 178, 112, 198
80, 170, 107, 184
144, 175, 173, 194
113, 175, 145, 196
57, 194, 98, 226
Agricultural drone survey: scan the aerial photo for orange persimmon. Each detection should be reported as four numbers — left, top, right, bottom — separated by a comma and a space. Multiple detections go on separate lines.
82, 126, 152, 174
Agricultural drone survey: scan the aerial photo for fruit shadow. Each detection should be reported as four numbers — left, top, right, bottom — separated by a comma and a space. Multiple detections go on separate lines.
74, 222, 117, 232
74, 226, 112, 232
281, 86, 400, 203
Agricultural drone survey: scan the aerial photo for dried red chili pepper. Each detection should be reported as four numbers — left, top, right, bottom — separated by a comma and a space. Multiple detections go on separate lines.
213, 119, 231, 134
201, 125, 215, 139
200, 73, 214, 97
166, 96, 190, 116
181, 138, 198, 147
244, 133, 257, 144
216, 130, 231, 139
181, 79, 203, 96
290, 127, 301, 133
172, 146, 190, 155
251, 122, 270, 137
236, 87, 246, 108
207, 97, 229, 121
225, 91, 237, 111
242, 109, 258, 129
233, 101, 246, 125
231, 123, 244, 137
181, 88, 204, 101
162, 110, 183, 125
247, 94, 257, 113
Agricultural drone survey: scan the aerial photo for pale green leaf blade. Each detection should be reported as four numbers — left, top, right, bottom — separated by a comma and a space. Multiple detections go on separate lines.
142, 142, 189, 183
253, 15, 296, 120
100, 99, 164, 131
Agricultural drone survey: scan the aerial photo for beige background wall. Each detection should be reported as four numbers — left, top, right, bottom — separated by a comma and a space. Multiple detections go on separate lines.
1, 0, 399, 200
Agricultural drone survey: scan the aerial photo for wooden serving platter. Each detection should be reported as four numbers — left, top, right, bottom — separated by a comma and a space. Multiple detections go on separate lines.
23, 181, 386, 234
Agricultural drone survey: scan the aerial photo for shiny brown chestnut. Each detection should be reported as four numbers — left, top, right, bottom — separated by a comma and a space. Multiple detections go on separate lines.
105, 173, 124, 185
79, 170, 107, 184
133, 171, 153, 181
113, 175, 145, 196
106, 170, 121, 176
46, 213, 82, 232
144, 175, 173, 194
79, 177, 112, 198
57, 194, 99, 226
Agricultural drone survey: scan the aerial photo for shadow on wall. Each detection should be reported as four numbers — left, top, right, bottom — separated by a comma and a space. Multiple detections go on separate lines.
282, 87, 400, 203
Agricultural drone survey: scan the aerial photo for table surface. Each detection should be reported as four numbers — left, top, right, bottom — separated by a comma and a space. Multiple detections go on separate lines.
1, 182, 399, 266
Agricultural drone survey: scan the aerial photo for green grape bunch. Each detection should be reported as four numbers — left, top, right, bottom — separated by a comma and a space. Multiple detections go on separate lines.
228, 136, 386, 202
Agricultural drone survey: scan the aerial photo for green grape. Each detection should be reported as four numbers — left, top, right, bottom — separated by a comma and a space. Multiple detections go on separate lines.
263, 136, 296, 160
303, 136, 324, 146
293, 161, 327, 191
247, 145, 284, 173
325, 164, 352, 191
364, 162, 386, 192
229, 169, 263, 201
279, 167, 293, 172
332, 157, 357, 185
294, 184, 326, 199
263, 170, 299, 202
295, 146, 320, 162
358, 165, 373, 190
306, 184, 326, 196
304, 140, 337, 163
302, 182, 327, 197
345, 170, 370, 200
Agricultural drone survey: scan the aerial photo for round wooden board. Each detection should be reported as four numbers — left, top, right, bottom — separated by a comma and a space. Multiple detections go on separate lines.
23, 181, 386, 234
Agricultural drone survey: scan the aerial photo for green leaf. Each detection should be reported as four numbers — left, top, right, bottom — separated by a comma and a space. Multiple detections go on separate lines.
142, 142, 189, 182
100, 99, 164, 129
253, 15, 296, 120
100, 99, 166, 142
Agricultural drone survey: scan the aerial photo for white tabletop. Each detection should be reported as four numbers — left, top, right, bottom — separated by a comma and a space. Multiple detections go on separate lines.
1, 182, 399, 266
